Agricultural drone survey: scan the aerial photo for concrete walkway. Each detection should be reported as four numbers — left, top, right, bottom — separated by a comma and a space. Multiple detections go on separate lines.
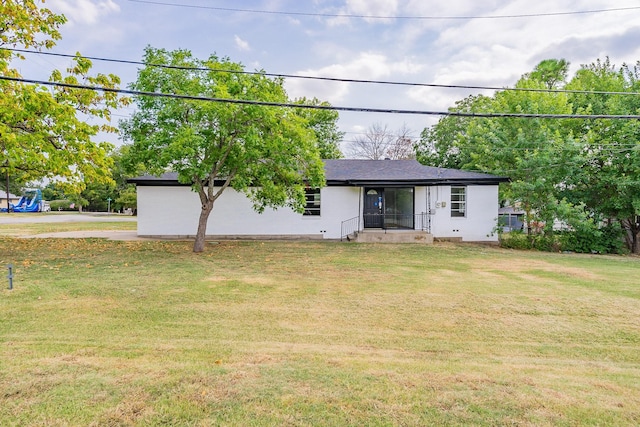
24, 230, 145, 241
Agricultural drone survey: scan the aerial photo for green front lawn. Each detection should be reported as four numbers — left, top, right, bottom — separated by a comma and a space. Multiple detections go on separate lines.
1, 239, 639, 425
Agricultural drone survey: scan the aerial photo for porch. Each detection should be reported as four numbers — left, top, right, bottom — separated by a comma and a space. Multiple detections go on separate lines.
341, 213, 433, 243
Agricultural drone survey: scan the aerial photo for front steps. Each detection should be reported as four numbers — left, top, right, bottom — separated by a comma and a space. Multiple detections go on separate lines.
354, 230, 434, 244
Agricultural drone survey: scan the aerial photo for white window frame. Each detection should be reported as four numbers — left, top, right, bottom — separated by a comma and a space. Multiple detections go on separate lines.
303, 188, 321, 216
451, 186, 466, 218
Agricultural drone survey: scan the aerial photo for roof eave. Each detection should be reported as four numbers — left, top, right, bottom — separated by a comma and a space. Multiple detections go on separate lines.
326, 178, 509, 186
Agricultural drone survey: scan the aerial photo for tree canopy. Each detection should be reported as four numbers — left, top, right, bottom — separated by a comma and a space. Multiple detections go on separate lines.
122, 47, 331, 252
417, 58, 640, 253
294, 97, 344, 159
1, 0, 127, 196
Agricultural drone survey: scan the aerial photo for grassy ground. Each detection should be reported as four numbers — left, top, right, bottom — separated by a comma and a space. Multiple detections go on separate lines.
0, 236, 639, 426
0, 219, 136, 236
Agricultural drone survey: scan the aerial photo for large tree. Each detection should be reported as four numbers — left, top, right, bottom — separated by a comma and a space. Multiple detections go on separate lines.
122, 47, 327, 252
418, 63, 575, 233
1, 0, 126, 196
418, 58, 640, 253
562, 59, 640, 252
464, 75, 576, 234
416, 94, 493, 169
294, 97, 344, 159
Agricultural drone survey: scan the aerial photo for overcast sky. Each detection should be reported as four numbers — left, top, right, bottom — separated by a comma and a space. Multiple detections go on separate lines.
21, 0, 640, 148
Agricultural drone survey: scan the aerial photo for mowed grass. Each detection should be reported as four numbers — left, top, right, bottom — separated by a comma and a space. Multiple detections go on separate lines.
0, 218, 137, 236
0, 237, 639, 426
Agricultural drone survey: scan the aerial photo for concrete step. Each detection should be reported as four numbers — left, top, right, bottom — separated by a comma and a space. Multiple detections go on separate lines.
355, 230, 433, 244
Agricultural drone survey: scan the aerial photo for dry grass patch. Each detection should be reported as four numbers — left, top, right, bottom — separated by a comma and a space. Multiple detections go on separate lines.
466, 257, 602, 281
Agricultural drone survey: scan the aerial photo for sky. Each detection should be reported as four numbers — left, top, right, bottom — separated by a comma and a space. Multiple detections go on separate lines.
17, 0, 640, 150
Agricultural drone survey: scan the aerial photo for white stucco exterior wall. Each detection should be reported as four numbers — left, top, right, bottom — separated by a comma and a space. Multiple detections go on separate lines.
427, 185, 499, 242
136, 186, 361, 240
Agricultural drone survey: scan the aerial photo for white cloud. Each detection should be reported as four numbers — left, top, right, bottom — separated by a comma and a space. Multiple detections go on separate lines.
328, 0, 400, 25
234, 35, 251, 52
48, 0, 119, 25
343, 0, 399, 17
400, 0, 640, 111
285, 52, 426, 104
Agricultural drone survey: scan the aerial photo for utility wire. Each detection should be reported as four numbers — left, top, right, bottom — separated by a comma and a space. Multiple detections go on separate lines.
125, 1, 640, 21
5, 48, 640, 97
3, 75, 640, 120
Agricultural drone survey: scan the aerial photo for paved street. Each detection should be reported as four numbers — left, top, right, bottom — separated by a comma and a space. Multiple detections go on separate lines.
0, 213, 142, 240
0, 213, 136, 224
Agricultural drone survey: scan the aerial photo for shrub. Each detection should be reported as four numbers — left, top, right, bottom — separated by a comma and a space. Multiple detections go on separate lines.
500, 231, 533, 250
49, 199, 74, 211
531, 234, 560, 252
501, 225, 625, 254
558, 223, 625, 254
600, 223, 626, 254
498, 201, 627, 254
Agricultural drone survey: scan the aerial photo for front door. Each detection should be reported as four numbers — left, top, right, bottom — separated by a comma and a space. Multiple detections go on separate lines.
364, 188, 383, 228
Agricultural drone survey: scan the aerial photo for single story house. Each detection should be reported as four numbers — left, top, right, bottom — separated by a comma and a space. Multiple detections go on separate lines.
0, 190, 20, 210
129, 159, 509, 242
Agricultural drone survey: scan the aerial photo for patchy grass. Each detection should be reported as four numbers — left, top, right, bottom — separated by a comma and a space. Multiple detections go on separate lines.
0, 238, 639, 426
0, 219, 136, 236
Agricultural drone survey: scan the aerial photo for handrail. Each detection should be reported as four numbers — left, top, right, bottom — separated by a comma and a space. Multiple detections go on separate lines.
342, 213, 430, 241
340, 216, 360, 241
363, 213, 430, 232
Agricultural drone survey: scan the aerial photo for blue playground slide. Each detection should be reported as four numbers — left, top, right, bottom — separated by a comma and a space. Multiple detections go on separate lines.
7, 189, 43, 213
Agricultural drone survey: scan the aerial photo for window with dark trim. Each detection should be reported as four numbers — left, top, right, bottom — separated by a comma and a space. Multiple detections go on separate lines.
451, 186, 466, 217
304, 188, 321, 216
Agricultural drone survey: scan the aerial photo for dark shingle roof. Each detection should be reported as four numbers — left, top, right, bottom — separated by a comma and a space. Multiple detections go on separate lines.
129, 159, 508, 186
324, 159, 508, 185
128, 172, 181, 185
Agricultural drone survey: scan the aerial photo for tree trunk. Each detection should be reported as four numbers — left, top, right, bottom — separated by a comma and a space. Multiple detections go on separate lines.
524, 204, 533, 236
621, 218, 640, 255
193, 203, 213, 253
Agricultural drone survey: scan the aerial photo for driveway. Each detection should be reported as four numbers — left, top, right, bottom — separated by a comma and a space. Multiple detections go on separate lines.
0, 213, 144, 241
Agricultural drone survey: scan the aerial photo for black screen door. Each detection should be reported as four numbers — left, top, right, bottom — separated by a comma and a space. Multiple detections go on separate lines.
364, 188, 383, 228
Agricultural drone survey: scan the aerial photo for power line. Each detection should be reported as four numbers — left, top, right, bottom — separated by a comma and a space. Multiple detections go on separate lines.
5, 48, 640, 97
125, 1, 640, 21
4, 75, 640, 120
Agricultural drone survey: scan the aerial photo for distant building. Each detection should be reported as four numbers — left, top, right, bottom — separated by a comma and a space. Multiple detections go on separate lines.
0, 190, 20, 210
498, 206, 525, 232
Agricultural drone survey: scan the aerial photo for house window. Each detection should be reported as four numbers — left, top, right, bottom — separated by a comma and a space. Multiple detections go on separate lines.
304, 188, 321, 216
451, 186, 466, 217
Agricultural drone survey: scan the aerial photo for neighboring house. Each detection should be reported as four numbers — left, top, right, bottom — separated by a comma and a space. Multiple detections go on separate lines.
0, 190, 20, 210
129, 159, 509, 242
498, 205, 570, 234
498, 206, 525, 232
